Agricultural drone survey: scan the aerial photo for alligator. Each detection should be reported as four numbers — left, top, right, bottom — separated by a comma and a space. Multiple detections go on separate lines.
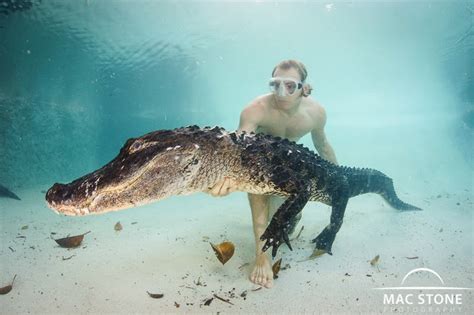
46, 125, 421, 257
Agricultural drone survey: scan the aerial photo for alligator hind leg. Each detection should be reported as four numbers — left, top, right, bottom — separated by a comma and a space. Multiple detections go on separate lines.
311, 188, 349, 256
269, 196, 303, 235
287, 212, 302, 235
260, 188, 311, 258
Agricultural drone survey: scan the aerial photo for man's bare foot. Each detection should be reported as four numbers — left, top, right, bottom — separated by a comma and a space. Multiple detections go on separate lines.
249, 253, 274, 288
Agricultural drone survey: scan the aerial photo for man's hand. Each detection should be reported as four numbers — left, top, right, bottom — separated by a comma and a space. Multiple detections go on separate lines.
205, 177, 238, 197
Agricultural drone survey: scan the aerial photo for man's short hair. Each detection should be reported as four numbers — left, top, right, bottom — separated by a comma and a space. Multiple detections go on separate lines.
271, 59, 308, 82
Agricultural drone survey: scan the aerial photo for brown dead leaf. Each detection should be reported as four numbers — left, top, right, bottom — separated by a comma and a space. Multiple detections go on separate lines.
54, 231, 90, 248
210, 241, 235, 265
370, 254, 380, 266
114, 222, 123, 231
272, 258, 282, 279
146, 291, 164, 299
0, 275, 17, 295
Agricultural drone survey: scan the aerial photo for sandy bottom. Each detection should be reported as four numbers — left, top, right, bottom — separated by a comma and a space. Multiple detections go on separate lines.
1, 185, 473, 314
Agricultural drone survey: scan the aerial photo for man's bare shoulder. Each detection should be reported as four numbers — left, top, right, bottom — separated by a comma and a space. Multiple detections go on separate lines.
239, 94, 273, 129
303, 97, 327, 126
241, 94, 272, 117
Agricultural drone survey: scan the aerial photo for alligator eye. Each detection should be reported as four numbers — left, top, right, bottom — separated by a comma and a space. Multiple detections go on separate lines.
129, 140, 158, 154
131, 142, 142, 151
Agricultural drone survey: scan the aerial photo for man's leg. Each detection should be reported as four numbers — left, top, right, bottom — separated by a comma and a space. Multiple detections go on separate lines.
249, 194, 289, 287
248, 193, 274, 288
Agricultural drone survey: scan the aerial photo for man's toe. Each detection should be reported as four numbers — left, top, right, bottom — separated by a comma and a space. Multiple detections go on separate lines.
264, 278, 273, 288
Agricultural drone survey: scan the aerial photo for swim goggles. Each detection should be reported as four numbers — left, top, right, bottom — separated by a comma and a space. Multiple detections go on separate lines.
269, 77, 303, 97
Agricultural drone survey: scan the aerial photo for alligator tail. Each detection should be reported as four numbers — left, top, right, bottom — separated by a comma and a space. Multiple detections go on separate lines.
345, 167, 421, 211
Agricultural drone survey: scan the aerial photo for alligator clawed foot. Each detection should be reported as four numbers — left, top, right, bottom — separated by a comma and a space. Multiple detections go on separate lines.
311, 228, 336, 256
282, 230, 292, 251
260, 221, 292, 258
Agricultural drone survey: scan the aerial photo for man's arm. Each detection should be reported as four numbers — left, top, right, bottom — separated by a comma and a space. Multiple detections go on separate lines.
237, 103, 263, 133
311, 106, 338, 165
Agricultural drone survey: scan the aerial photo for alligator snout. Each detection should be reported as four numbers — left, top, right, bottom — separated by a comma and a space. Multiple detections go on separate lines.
46, 183, 70, 204
45, 182, 87, 215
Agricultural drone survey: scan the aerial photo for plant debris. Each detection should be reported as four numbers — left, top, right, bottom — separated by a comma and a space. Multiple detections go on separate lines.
370, 254, 380, 266
114, 221, 123, 231
8, 246, 15, 252
251, 287, 262, 292
405, 256, 419, 260
146, 291, 164, 299
179, 285, 196, 290
281, 263, 291, 270
210, 241, 235, 265
295, 225, 304, 240
213, 294, 234, 305
0, 275, 17, 295
194, 276, 206, 286
238, 262, 249, 270
62, 255, 76, 261
54, 231, 91, 248
272, 258, 282, 279
203, 297, 213, 306
174, 301, 180, 308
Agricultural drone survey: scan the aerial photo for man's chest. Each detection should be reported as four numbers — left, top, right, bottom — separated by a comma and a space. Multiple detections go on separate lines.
259, 115, 314, 140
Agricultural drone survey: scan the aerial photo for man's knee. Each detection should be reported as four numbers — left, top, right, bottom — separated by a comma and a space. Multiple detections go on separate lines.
248, 193, 270, 206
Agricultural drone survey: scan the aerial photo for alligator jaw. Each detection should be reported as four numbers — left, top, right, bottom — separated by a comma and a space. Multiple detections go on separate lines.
46, 196, 91, 216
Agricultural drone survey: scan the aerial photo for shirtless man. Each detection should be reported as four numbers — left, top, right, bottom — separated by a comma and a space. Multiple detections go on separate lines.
208, 60, 338, 288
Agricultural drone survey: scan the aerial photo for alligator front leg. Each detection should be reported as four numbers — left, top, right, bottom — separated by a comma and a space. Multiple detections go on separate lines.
260, 188, 310, 258
312, 188, 349, 256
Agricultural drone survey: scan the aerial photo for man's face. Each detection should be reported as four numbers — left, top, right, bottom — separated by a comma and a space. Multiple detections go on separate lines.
271, 67, 303, 105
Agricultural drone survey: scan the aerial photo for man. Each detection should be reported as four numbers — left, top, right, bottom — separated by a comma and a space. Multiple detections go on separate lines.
208, 60, 338, 288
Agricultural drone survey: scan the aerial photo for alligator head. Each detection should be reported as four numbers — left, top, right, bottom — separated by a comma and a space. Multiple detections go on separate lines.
46, 128, 202, 216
